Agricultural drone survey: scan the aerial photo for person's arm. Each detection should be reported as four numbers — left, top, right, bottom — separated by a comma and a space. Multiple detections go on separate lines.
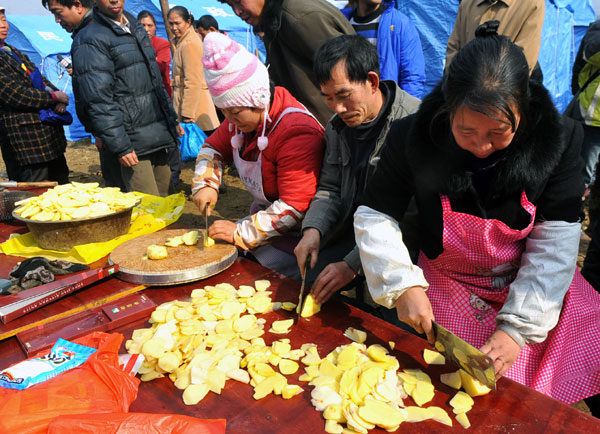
512, 0, 545, 74
179, 41, 203, 121
301, 125, 344, 237
154, 38, 172, 75
0, 58, 56, 112
497, 116, 585, 346
496, 221, 580, 348
191, 123, 233, 196
354, 205, 429, 308
71, 40, 132, 157
395, 15, 426, 98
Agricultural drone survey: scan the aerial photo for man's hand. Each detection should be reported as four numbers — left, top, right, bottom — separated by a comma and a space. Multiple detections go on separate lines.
176, 124, 185, 137
294, 228, 321, 274
208, 220, 236, 244
94, 136, 105, 151
480, 330, 521, 380
311, 261, 356, 305
183, 117, 195, 123
119, 150, 139, 167
53, 90, 69, 104
192, 187, 218, 216
54, 102, 67, 114
395, 286, 435, 344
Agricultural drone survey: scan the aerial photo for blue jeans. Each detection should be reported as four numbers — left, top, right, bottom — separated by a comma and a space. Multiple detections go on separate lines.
581, 124, 600, 187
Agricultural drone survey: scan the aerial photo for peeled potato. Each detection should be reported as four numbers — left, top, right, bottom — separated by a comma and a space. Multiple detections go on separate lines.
300, 294, 321, 318
147, 244, 168, 260
182, 230, 199, 246
423, 348, 446, 365
183, 383, 210, 405
459, 369, 491, 397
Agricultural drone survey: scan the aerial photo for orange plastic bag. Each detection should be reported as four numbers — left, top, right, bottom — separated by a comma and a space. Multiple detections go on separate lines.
0, 332, 139, 434
47, 413, 226, 434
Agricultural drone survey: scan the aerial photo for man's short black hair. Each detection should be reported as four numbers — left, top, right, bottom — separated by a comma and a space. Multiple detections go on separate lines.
197, 15, 219, 31
314, 34, 380, 85
42, 0, 93, 9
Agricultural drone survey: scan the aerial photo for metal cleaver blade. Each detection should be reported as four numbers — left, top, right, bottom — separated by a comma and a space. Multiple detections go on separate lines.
432, 321, 496, 391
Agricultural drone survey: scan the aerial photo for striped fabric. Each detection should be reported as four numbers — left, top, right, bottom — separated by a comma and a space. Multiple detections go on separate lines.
348, 4, 387, 48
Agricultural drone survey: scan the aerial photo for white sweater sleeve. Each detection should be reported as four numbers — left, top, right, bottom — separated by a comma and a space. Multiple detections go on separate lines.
354, 205, 429, 309
497, 221, 580, 347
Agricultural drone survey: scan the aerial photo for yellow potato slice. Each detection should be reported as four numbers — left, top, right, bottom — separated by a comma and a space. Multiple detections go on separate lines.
147, 244, 168, 260
440, 371, 463, 390
142, 337, 166, 359
366, 345, 389, 363
254, 280, 271, 291
324, 419, 344, 434
270, 318, 294, 333
158, 351, 181, 373
343, 327, 367, 344
278, 359, 299, 375
164, 236, 184, 247
404, 406, 431, 423
300, 293, 321, 318
182, 230, 199, 245
253, 376, 277, 400
456, 412, 471, 429
183, 383, 210, 405
237, 285, 256, 298
459, 369, 491, 397
449, 390, 475, 409
281, 302, 297, 311
358, 400, 407, 429
282, 384, 303, 399
427, 406, 453, 427
423, 348, 446, 365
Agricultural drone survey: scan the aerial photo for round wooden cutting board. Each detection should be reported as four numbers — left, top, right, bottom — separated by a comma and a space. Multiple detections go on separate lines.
108, 229, 237, 285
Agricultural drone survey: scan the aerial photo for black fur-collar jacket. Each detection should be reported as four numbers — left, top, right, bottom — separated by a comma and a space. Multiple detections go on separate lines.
361, 81, 584, 259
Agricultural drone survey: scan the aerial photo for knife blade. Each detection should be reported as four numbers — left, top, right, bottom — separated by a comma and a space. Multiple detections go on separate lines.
295, 261, 309, 316
431, 321, 496, 391
201, 203, 209, 250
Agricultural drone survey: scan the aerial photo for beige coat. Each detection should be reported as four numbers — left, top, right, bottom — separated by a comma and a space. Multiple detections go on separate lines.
171, 26, 219, 131
445, 0, 545, 75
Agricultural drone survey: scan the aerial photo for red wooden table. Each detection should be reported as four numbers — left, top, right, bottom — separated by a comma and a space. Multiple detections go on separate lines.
0, 220, 598, 433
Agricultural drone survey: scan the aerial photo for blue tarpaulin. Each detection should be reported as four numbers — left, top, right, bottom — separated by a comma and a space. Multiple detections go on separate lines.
1, 0, 597, 141
3, 1, 263, 141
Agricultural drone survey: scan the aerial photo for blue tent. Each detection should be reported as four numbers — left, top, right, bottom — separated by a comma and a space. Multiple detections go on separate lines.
3, 1, 263, 141
396, 0, 596, 111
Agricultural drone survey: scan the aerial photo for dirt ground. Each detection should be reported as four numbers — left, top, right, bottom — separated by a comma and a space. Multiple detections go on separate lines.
0, 138, 253, 228
0, 139, 593, 415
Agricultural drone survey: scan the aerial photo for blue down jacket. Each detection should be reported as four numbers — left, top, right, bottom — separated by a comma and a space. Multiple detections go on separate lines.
342, 3, 425, 98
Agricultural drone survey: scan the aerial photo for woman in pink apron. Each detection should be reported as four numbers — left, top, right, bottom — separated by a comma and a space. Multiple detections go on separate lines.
191, 32, 325, 276
354, 30, 600, 410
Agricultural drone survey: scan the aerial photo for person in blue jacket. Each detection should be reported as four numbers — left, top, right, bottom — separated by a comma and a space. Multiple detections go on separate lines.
342, 0, 425, 98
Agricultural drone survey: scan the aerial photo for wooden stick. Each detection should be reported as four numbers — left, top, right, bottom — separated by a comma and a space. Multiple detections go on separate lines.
0, 285, 146, 341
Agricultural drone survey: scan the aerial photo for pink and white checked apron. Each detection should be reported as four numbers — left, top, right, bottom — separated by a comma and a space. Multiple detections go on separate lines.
418, 193, 600, 403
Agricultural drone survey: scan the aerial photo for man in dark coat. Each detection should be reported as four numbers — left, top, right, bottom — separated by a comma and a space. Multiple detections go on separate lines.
43, 0, 126, 191
71, 0, 182, 196
0, 7, 70, 183
218, 0, 355, 126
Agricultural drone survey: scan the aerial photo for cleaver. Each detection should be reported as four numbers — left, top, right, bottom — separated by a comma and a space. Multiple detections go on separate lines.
432, 321, 496, 391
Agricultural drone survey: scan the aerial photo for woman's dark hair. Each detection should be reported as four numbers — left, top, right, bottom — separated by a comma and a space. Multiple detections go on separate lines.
437, 31, 530, 134
313, 35, 380, 85
168, 6, 191, 23
197, 15, 219, 31
137, 10, 156, 24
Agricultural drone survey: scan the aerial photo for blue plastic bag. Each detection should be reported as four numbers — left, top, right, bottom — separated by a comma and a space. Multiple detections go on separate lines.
179, 123, 207, 162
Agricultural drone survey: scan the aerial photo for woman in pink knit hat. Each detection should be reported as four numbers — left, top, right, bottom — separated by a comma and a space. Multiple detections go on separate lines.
192, 32, 325, 276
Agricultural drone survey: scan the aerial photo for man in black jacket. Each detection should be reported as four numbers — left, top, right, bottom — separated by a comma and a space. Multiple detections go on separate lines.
43, 0, 126, 191
71, 0, 182, 196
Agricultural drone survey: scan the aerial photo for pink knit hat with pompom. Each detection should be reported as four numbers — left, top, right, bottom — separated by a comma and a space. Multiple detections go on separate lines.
202, 32, 271, 150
